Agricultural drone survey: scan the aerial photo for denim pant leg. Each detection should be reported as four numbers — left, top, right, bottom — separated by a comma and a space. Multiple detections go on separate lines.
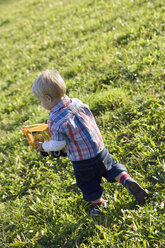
73, 160, 103, 201
96, 149, 128, 182
72, 148, 128, 202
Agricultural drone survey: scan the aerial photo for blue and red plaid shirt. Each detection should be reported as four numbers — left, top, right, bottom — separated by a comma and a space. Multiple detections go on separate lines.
49, 95, 104, 161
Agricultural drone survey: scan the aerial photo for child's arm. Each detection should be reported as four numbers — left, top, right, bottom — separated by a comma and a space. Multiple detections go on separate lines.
36, 140, 66, 153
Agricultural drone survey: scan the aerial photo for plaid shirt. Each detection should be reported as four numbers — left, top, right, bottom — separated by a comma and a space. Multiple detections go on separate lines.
49, 95, 104, 161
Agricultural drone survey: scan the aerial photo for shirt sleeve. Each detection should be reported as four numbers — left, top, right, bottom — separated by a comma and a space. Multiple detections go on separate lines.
42, 140, 66, 152
49, 120, 67, 142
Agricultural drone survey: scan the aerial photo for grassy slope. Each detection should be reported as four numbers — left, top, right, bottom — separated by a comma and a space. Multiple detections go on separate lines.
0, 0, 165, 247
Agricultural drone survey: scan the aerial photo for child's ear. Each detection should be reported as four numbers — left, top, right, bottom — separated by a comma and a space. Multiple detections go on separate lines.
45, 95, 53, 102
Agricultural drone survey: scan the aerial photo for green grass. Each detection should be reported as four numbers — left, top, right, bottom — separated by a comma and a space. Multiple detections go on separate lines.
0, 0, 165, 247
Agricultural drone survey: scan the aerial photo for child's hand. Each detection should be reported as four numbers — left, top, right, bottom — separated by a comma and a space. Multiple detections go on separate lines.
35, 140, 44, 152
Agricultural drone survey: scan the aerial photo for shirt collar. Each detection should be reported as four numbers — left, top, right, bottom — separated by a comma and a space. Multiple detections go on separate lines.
49, 95, 70, 115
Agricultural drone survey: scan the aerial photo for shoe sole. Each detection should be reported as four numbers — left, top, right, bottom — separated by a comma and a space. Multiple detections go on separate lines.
90, 210, 103, 216
128, 182, 148, 204
90, 203, 107, 215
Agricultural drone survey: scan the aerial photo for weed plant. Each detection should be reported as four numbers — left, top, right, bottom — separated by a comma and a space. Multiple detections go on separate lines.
0, 0, 164, 247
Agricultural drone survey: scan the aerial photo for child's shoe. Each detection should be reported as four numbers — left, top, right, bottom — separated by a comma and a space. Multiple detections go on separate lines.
125, 178, 148, 204
90, 201, 107, 216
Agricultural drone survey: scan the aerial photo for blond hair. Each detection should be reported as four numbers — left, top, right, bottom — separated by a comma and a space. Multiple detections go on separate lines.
32, 70, 66, 99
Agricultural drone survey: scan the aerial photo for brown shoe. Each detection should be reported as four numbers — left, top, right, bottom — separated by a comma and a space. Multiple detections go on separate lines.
125, 179, 148, 204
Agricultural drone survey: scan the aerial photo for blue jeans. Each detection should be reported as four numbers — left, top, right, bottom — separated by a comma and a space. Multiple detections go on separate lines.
72, 148, 127, 201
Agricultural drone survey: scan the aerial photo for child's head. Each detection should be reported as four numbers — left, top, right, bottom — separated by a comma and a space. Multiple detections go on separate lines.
32, 70, 66, 101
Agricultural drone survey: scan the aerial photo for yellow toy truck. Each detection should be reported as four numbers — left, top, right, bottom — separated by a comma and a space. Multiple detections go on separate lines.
22, 123, 66, 158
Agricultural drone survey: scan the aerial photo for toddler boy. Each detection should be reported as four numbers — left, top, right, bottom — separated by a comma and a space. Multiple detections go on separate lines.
32, 70, 148, 215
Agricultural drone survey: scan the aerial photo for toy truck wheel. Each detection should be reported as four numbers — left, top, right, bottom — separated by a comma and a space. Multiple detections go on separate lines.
51, 151, 61, 158
60, 151, 67, 157
40, 151, 49, 157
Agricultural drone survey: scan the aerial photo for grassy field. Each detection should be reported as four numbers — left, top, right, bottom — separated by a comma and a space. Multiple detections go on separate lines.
0, 0, 165, 247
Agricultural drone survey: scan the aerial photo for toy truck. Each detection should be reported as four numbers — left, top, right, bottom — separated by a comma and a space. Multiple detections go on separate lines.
22, 123, 67, 158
